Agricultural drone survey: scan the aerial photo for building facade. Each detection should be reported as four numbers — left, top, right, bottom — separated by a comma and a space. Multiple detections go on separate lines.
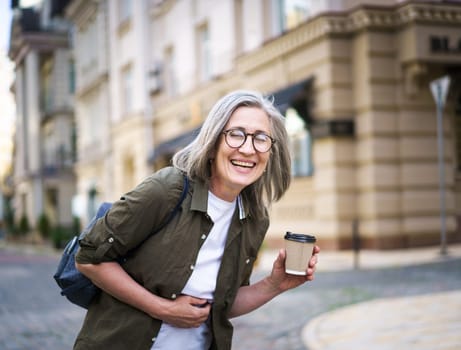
8, 0, 76, 233
52, 0, 461, 250
65, 0, 112, 220
148, 0, 461, 249
66, 0, 154, 220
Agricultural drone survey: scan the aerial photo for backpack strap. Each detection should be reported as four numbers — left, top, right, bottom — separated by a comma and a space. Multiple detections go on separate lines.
153, 173, 189, 234
118, 173, 189, 263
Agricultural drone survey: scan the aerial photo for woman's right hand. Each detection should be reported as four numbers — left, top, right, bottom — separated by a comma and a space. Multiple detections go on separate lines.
77, 262, 211, 328
159, 295, 211, 328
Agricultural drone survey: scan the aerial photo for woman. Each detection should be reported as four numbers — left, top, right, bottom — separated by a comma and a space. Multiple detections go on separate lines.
74, 90, 320, 350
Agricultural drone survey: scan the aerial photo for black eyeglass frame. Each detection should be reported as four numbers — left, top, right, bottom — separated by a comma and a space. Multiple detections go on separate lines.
222, 128, 276, 153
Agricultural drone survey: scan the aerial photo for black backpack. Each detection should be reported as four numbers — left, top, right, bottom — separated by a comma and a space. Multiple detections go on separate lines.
53, 175, 189, 309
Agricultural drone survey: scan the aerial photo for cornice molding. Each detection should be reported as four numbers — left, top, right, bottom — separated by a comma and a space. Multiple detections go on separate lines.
238, 2, 461, 73
9, 32, 69, 64
65, 0, 99, 30
397, 2, 461, 25
149, 0, 177, 18
76, 71, 109, 98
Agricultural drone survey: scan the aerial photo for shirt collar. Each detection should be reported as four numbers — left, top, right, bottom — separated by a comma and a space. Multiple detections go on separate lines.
237, 195, 247, 220
190, 179, 248, 220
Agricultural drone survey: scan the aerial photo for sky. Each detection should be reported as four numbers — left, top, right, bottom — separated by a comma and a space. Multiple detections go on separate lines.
0, 2, 15, 160
1, 0, 43, 52
0, 1, 13, 52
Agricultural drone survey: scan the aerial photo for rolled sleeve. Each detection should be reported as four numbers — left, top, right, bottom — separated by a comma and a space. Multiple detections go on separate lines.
76, 167, 185, 265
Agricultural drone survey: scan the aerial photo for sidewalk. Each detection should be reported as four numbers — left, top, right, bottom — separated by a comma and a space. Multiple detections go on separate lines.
2, 238, 461, 349
257, 243, 461, 272
0, 238, 60, 257
302, 289, 461, 350
256, 244, 461, 350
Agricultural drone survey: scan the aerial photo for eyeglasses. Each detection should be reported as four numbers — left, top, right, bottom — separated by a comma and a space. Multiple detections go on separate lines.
222, 128, 275, 153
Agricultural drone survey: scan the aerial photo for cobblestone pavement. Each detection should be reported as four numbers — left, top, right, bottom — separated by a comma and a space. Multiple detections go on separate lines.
302, 290, 461, 350
1, 242, 460, 350
232, 247, 461, 350
0, 247, 85, 350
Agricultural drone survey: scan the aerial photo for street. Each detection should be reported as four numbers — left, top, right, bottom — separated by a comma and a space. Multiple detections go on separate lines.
0, 248, 85, 350
233, 254, 461, 349
0, 245, 460, 350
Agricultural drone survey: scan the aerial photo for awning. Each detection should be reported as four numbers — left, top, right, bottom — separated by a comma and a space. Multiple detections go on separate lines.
271, 77, 314, 121
148, 126, 201, 164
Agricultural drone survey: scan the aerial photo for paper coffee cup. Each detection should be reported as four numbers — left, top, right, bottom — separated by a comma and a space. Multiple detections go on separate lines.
284, 232, 316, 275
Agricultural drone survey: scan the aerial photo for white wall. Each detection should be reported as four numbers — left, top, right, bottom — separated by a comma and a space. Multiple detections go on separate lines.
242, 0, 265, 52
150, 0, 238, 94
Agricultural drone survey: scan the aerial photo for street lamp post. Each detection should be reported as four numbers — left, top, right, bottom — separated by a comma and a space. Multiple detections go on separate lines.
430, 76, 451, 256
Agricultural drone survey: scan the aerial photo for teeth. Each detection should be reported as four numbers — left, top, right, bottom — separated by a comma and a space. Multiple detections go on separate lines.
232, 160, 254, 168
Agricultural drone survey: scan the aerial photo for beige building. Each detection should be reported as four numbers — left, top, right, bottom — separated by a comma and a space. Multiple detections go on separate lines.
65, 0, 112, 220
63, 0, 461, 250
148, 0, 461, 250
8, 1, 76, 231
66, 0, 154, 220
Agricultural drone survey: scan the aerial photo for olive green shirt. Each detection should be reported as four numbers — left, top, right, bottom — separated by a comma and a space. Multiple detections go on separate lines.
74, 166, 269, 350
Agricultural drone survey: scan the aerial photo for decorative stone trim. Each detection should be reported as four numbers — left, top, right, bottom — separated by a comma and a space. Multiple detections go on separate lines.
149, 0, 177, 18
238, 2, 461, 73
397, 3, 461, 25
9, 32, 69, 64
65, 0, 98, 30
76, 72, 109, 98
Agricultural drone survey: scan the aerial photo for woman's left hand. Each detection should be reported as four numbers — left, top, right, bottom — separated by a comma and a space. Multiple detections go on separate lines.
268, 245, 320, 293
229, 245, 320, 318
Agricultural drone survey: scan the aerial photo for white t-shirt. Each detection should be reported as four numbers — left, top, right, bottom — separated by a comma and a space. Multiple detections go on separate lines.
151, 191, 236, 350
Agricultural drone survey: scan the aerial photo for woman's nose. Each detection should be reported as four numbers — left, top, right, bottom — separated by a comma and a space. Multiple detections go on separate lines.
239, 136, 256, 153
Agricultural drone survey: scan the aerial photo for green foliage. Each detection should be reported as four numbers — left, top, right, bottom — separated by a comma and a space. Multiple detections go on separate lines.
50, 217, 81, 249
73, 216, 81, 234
3, 199, 14, 233
18, 215, 30, 236
37, 213, 51, 238
51, 225, 74, 249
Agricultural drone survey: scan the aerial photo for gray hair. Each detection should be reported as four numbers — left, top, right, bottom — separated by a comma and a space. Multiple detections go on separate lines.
172, 90, 291, 218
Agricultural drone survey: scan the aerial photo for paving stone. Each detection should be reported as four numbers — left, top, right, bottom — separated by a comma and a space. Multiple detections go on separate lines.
1, 241, 460, 350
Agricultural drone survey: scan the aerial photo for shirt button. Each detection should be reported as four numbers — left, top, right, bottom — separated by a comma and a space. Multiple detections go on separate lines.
201, 234, 206, 240
171, 293, 177, 299
246, 258, 250, 264
190, 264, 195, 270
152, 337, 156, 342
108, 237, 114, 243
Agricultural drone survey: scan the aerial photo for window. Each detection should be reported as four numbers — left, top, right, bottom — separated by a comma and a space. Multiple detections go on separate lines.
272, 0, 311, 35
234, 0, 243, 55
197, 23, 211, 83
42, 122, 55, 168
79, 20, 97, 77
285, 107, 313, 176
45, 188, 58, 223
41, 58, 53, 112
285, 0, 311, 29
122, 155, 135, 193
69, 59, 75, 94
164, 46, 177, 96
121, 65, 133, 114
71, 120, 77, 162
87, 185, 98, 221
118, 0, 132, 23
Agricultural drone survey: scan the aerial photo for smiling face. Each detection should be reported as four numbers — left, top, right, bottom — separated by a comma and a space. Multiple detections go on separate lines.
210, 106, 272, 201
